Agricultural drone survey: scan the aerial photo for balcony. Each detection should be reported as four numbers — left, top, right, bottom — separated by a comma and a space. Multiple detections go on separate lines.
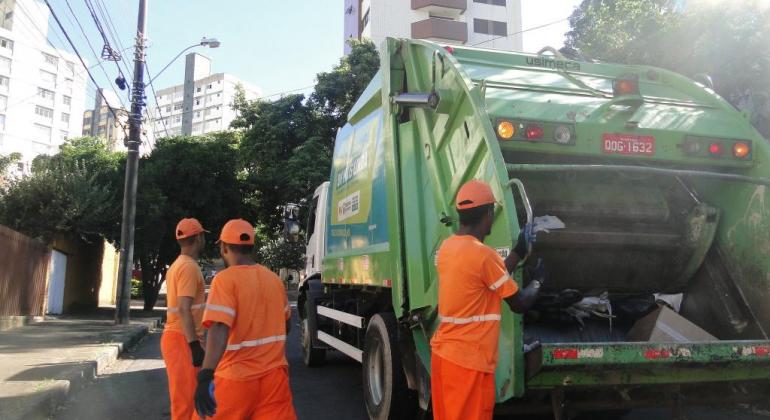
411, 18, 468, 44
411, 0, 466, 18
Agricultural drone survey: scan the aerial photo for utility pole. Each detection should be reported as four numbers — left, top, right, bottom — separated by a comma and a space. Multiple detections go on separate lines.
116, 0, 148, 324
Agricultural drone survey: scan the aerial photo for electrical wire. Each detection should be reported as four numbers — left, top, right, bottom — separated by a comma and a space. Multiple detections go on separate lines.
468, 17, 569, 48
144, 62, 170, 138
62, 0, 128, 112
41, 0, 126, 131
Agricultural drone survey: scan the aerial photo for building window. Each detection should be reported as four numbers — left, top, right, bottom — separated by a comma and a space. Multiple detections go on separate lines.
0, 1, 13, 31
473, 18, 507, 36
0, 114, 5, 130
196, 86, 201, 92
175, 115, 181, 123
473, 0, 506, 5
0, 37, 11, 51
61, 112, 70, 124
173, 103, 182, 111
216, 106, 220, 111
60, 130, 68, 142
34, 123, 52, 141
195, 111, 200, 118
66, 61, 75, 76
38, 87, 55, 101
0, 56, 9, 74
0, 94, 6, 110
195, 98, 200, 106
165, 105, 171, 113
207, 83, 212, 89
40, 69, 56, 84
62, 95, 71, 108
35, 105, 54, 120
216, 93, 220, 98
42, 52, 58, 67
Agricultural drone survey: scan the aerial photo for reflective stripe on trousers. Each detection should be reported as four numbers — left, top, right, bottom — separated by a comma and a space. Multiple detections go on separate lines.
226, 334, 286, 351
439, 314, 501, 325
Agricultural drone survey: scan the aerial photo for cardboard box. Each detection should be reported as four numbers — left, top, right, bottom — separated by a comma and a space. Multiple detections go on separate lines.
627, 305, 717, 343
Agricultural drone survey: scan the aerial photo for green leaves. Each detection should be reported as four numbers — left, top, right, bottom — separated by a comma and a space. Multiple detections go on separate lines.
566, 0, 770, 137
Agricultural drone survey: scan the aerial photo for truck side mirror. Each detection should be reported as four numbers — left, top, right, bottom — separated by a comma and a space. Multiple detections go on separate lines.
282, 203, 301, 243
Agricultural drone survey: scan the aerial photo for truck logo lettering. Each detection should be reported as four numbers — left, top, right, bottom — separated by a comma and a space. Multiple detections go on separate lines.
525, 57, 581, 72
336, 151, 369, 189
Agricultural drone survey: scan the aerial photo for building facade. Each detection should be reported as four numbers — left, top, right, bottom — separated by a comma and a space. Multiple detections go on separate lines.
343, 0, 523, 54
82, 89, 128, 152
0, 0, 87, 175
152, 53, 260, 138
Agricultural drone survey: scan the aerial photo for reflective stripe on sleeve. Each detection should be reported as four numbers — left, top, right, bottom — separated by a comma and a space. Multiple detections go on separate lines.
226, 334, 286, 351
488, 274, 511, 291
167, 303, 206, 313
439, 314, 502, 324
205, 303, 236, 317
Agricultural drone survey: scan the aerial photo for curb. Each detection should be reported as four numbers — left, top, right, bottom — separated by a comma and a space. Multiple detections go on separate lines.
0, 319, 157, 420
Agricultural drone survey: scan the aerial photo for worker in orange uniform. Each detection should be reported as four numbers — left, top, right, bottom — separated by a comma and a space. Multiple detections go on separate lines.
161, 217, 209, 420
194, 219, 296, 420
430, 180, 544, 420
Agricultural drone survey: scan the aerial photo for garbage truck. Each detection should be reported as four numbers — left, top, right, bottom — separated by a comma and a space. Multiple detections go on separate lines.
291, 38, 770, 419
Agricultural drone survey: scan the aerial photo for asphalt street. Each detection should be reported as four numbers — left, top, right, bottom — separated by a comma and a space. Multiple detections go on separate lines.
54, 309, 770, 420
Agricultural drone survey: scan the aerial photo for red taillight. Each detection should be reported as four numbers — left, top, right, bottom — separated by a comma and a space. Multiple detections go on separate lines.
709, 142, 724, 156
552, 348, 578, 359
524, 124, 544, 140
443, 46, 454, 54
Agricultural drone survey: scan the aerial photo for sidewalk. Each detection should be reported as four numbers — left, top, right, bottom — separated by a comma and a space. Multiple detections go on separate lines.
0, 307, 164, 420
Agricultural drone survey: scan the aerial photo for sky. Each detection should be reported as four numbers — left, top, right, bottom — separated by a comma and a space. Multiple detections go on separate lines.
43, 0, 581, 115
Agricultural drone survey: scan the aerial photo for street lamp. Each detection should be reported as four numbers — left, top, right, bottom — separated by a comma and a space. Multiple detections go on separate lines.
147, 37, 221, 86
114, 34, 221, 324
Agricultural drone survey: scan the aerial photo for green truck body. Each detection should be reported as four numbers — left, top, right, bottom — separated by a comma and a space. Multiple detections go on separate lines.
296, 38, 770, 419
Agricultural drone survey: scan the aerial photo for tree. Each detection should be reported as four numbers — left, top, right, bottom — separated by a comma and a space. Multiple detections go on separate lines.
0, 138, 122, 242
130, 133, 244, 310
0, 152, 21, 184
565, 0, 770, 136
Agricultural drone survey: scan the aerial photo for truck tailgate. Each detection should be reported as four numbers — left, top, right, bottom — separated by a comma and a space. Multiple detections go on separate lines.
527, 341, 770, 388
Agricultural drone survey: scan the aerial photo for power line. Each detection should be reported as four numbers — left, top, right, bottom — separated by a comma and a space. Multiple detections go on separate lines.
41, 0, 126, 131
144, 62, 169, 138
468, 17, 569, 48
93, 0, 134, 86
62, 0, 128, 112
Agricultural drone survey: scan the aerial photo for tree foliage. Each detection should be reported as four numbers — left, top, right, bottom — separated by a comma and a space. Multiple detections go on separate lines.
565, 0, 770, 136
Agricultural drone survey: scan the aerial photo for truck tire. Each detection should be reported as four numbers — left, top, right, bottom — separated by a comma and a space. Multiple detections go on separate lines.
363, 313, 417, 420
301, 299, 326, 367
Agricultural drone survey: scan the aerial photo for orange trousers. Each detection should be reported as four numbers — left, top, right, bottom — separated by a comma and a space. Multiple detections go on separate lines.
209, 367, 296, 420
161, 330, 199, 420
431, 353, 496, 420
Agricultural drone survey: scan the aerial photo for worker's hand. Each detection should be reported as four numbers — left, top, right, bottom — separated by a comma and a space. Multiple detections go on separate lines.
526, 258, 546, 286
513, 223, 536, 259
189, 340, 205, 367
194, 368, 216, 418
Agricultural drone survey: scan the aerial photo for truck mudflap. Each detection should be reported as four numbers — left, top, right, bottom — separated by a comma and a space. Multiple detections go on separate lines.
526, 341, 770, 388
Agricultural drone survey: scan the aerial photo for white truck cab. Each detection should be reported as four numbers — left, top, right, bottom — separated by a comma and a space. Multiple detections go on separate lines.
302, 181, 329, 287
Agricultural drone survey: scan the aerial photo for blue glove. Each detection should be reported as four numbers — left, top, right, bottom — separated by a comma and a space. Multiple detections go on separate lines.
513, 223, 537, 259
194, 368, 216, 418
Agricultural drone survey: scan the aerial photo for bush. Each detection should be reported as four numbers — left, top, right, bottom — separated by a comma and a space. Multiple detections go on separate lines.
130, 278, 142, 299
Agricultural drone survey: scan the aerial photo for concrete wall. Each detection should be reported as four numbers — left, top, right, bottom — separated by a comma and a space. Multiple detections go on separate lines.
98, 241, 119, 306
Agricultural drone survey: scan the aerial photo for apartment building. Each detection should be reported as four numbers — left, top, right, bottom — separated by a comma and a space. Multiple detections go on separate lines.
82, 89, 128, 152
152, 53, 260, 138
343, 0, 523, 54
0, 0, 87, 174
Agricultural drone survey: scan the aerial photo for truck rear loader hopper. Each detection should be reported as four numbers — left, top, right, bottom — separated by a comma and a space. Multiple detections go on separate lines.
293, 38, 770, 420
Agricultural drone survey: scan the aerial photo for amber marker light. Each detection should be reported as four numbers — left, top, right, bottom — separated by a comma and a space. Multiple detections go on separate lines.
497, 121, 515, 139
733, 142, 751, 158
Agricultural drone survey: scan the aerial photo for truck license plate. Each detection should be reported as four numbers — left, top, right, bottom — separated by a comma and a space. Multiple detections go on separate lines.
602, 133, 655, 156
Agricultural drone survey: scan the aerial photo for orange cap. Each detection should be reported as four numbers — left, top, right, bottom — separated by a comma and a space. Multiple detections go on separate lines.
456, 180, 496, 210
176, 218, 209, 239
218, 219, 255, 245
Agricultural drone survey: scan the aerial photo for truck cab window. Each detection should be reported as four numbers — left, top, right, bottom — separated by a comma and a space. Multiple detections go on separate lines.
306, 196, 318, 242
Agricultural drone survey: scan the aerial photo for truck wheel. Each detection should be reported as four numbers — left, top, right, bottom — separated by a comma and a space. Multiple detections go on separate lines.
301, 300, 326, 367
363, 313, 416, 420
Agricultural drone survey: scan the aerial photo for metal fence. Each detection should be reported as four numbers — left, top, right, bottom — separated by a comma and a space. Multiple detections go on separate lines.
0, 225, 51, 316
